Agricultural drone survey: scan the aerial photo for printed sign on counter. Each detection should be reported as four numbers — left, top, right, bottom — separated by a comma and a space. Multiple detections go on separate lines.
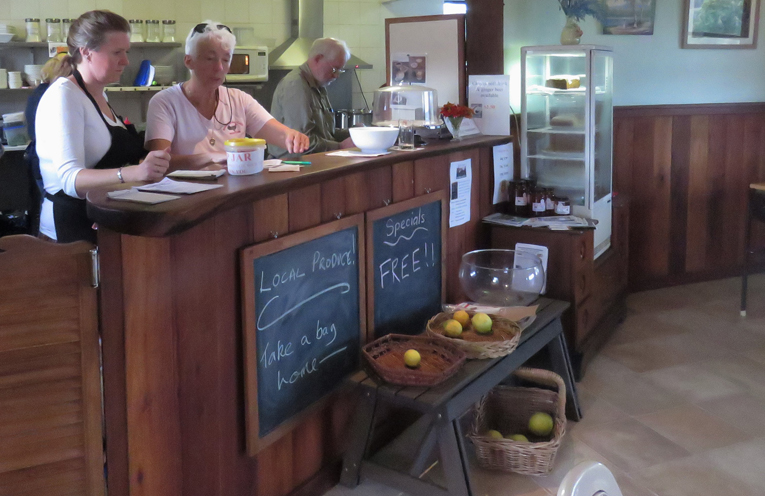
468, 75, 511, 136
241, 216, 366, 455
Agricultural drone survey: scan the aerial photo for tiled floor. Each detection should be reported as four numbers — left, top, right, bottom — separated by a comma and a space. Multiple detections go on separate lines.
326, 274, 765, 496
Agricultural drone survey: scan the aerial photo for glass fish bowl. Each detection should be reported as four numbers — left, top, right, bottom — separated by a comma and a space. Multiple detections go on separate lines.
458, 249, 545, 306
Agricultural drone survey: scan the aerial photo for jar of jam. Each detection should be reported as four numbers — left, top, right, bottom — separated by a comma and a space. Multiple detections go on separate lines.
545, 188, 555, 215
531, 187, 547, 217
514, 180, 530, 217
555, 196, 571, 215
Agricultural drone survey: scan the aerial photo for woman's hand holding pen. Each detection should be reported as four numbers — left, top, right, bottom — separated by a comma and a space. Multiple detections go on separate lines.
130, 149, 171, 182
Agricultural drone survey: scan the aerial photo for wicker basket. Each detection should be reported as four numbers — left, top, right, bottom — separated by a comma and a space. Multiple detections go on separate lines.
469, 368, 566, 475
426, 310, 521, 359
362, 334, 466, 387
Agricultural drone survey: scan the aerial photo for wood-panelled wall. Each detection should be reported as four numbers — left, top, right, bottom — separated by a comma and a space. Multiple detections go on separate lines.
614, 104, 765, 291
100, 146, 497, 496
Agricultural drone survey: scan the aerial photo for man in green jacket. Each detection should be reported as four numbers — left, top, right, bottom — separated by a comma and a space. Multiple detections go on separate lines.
269, 38, 355, 158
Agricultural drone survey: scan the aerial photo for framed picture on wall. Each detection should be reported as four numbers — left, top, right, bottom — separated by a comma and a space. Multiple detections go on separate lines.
602, 0, 656, 35
682, 0, 760, 48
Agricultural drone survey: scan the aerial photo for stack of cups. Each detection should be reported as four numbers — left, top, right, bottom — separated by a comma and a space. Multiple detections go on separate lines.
0, 69, 7, 90
24, 65, 43, 87
8, 71, 23, 89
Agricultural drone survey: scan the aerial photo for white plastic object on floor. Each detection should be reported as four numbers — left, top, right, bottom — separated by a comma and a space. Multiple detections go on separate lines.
557, 461, 624, 496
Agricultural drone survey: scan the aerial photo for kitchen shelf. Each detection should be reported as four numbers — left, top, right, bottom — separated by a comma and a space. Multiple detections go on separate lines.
528, 152, 585, 161
0, 41, 181, 49
528, 126, 585, 135
0, 42, 48, 48
2, 144, 30, 152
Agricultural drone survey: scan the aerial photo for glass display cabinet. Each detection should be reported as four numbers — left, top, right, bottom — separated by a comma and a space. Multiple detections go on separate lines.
521, 45, 614, 259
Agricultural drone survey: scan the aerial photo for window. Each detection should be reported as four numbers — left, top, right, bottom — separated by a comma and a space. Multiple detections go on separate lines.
443, 1, 466, 15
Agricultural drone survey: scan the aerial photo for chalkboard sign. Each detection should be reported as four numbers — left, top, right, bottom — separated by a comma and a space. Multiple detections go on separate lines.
241, 215, 366, 455
366, 191, 447, 339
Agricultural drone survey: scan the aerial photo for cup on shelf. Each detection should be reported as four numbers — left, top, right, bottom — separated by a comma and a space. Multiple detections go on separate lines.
8, 71, 23, 89
0, 69, 7, 90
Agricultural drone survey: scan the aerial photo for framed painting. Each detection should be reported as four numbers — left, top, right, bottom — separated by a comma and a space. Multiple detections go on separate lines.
602, 0, 656, 35
682, 0, 760, 48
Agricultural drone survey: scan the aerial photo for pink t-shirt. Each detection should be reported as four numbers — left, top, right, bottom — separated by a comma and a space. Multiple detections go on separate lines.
145, 84, 273, 155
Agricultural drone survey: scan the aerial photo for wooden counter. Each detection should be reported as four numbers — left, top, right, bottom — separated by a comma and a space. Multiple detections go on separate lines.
94, 135, 510, 496
87, 137, 509, 238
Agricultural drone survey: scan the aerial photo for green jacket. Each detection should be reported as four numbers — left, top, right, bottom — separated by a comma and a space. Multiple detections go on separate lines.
268, 62, 350, 158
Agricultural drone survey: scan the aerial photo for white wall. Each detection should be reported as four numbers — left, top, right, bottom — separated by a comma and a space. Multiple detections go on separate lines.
325, 0, 445, 109
504, 0, 765, 109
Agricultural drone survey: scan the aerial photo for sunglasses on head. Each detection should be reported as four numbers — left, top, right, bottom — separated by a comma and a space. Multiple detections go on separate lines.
192, 23, 232, 35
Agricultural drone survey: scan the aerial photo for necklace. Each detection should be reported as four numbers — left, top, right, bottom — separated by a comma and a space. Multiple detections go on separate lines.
213, 86, 233, 128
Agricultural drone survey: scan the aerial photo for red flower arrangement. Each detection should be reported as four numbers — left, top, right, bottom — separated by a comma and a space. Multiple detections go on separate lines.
439, 102, 475, 119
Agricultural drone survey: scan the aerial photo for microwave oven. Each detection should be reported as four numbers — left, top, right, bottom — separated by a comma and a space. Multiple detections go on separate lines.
227, 46, 269, 82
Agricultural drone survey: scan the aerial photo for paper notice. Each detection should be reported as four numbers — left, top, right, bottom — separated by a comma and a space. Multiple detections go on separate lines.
492, 143, 514, 204
449, 158, 472, 228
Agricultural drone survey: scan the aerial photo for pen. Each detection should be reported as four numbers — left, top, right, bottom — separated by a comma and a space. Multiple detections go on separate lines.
283, 161, 311, 165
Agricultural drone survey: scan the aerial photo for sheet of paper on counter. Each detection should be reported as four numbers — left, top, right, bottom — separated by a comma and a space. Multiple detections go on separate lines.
107, 189, 181, 204
468, 75, 511, 136
492, 142, 513, 204
449, 158, 472, 228
137, 177, 223, 195
268, 164, 301, 172
326, 150, 391, 157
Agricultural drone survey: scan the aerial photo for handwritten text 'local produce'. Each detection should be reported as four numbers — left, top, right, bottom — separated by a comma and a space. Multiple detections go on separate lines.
257, 243, 356, 391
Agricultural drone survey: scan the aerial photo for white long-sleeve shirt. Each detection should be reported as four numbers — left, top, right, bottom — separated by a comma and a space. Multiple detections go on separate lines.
36, 77, 123, 240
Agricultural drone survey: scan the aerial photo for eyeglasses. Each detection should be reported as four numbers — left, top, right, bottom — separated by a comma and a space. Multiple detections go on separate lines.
192, 23, 232, 35
330, 67, 346, 75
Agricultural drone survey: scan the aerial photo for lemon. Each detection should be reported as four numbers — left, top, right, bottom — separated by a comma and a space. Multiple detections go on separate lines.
472, 312, 493, 334
403, 349, 421, 368
506, 434, 529, 442
487, 429, 504, 439
443, 319, 463, 338
528, 412, 554, 436
453, 310, 470, 327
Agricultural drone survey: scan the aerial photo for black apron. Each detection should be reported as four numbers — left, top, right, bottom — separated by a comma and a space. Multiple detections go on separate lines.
45, 70, 146, 243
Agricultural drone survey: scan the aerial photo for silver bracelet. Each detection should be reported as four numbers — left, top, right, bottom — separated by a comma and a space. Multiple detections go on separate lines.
117, 167, 125, 183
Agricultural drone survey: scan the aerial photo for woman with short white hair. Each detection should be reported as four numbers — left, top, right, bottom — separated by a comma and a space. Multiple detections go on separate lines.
145, 22, 308, 168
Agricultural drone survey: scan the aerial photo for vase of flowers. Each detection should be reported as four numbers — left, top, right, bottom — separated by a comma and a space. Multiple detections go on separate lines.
560, 16, 584, 45
557, 0, 603, 45
440, 102, 475, 141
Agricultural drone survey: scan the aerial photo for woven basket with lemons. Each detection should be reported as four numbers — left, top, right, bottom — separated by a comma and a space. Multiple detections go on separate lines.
425, 309, 521, 360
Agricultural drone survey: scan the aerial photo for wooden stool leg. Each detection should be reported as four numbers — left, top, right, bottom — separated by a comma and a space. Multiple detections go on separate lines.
547, 329, 583, 421
340, 391, 377, 487
435, 416, 473, 496
742, 188, 754, 317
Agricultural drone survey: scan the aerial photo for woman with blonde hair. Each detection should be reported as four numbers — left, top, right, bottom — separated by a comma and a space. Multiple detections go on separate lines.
25, 52, 74, 235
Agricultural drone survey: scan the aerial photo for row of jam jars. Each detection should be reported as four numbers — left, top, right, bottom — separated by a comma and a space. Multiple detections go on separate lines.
512, 180, 570, 217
